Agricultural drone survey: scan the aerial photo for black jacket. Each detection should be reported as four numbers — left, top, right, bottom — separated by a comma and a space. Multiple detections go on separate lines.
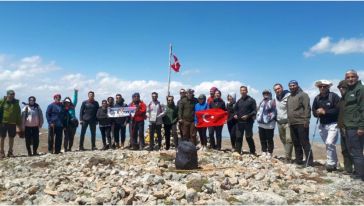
96, 107, 112, 126
233, 95, 257, 123
113, 100, 129, 125
80, 100, 99, 123
312, 92, 340, 125
209, 98, 226, 110
226, 102, 236, 122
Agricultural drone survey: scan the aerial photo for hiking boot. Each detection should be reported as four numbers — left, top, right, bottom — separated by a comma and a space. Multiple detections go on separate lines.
0, 152, 5, 159
116, 143, 120, 149
33, 152, 39, 156
102, 145, 109, 150
27, 151, 32, 156
326, 165, 337, 172
91, 147, 98, 151
7, 151, 14, 158
79, 147, 85, 151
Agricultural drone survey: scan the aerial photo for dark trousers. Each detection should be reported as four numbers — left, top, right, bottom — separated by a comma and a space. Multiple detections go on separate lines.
164, 124, 178, 150
25, 127, 39, 155
346, 129, 364, 179
258, 127, 274, 153
79, 121, 97, 148
100, 126, 112, 146
48, 126, 63, 154
235, 121, 256, 154
114, 124, 126, 144
197, 127, 207, 146
209, 126, 223, 150
290, 124, 313, 165
150, 123, 162, 148
64, 125, 77, 151
227, 120, 237, 149
131, 120, 145, 148
182, 121, 197, 145
208, 127, 214, 148
340, 128, 354, 173
178, 121, 184, 139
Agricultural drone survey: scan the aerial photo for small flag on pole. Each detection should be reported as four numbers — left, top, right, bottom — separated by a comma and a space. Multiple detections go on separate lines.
170, 55, 181, 72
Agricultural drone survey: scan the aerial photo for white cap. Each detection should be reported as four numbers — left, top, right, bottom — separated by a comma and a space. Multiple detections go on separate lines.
315, 80, 333, 88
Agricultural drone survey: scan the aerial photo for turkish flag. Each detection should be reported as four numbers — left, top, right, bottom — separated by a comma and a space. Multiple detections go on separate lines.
196, 108, 228, 128
170, 55, 181, 72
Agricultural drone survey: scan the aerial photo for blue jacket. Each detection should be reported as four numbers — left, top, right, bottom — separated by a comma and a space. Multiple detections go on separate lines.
46, 102, 65, 127
194, 102, 208, 124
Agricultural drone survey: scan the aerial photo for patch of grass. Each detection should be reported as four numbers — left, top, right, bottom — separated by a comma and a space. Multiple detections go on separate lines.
186, 178, 208, 192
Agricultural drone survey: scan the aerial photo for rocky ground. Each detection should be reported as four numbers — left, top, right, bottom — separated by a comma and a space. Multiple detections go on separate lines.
0, 147, 363, 205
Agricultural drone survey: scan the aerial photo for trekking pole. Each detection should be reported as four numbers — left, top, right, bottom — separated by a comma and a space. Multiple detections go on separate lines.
306, 118, 319, 167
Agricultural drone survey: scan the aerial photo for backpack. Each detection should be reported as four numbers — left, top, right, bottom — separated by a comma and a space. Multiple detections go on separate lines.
175, 141, 198, 170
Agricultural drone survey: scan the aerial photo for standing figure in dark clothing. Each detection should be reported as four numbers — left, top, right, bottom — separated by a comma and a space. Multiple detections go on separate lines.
79, 91, 99, 151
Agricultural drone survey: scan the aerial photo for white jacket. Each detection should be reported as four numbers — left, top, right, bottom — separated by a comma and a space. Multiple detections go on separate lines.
275, 91, 290, 124
21, 105, 44, 129
147, 101, 166, 125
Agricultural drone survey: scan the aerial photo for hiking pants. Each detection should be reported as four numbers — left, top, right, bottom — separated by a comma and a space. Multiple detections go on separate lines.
48, 126, 63, 154
258, 127, 274, 154
346, 129, 364, 179
114, 123, 126, 145
0, 123, 16, 155
25, 126, 39, 155
277, 122, 293, 160
227, 119, 237, 149
80, 121, 97, 148
182, 121, 197, 145
64, 125, 77, 151
290, 124, 313, 165
100, 126, 112, 147
235, 121, 256, 154
197, 127, 207, 146
164, 123, 178, 150
319, 122, 338, 167
149, 123, 162, 148
340, 128, 354, 173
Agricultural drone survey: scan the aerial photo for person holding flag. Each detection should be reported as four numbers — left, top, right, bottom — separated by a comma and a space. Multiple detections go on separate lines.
194, 94, 209, 151
208, 90, 226, 150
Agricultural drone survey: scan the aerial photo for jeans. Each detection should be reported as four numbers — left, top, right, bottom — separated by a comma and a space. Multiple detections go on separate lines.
114, 123, 126, 145
64, 125, 77, 151
227, 120, 237, 149
25, 127, 39, 155
79, 121, 97, 148
48, 126, 63, 154
164, 124, 178, 150
290, 124, 313, 165
100, 126, 112, 146
319, 123, 338, 167
131, 120, 145, 148
235, 121, 255, 154
346, 129, 364, 179
277, 122, 293, 159
149, 123, 162, 148
258, 127, 274, 153
209, 126, 223, 150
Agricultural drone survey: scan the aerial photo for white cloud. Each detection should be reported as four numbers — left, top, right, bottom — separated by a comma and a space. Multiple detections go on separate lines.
304, 36, 364, 57
181, 69, 200, 76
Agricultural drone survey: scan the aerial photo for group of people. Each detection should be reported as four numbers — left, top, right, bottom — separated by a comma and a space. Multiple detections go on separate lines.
0, 69, 363, 181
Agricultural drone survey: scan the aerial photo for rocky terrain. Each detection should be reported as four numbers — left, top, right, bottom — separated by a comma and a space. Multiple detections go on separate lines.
0, 148, 363, 205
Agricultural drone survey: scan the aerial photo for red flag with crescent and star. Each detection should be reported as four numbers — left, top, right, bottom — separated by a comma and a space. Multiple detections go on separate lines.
195, 108, 228, 128
170, 55, 181, 72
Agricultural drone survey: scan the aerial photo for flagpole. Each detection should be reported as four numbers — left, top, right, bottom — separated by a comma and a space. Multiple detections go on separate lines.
167, 43, 172, 96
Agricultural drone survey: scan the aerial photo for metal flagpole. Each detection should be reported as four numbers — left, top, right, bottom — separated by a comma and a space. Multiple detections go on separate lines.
167, 43, 172, 96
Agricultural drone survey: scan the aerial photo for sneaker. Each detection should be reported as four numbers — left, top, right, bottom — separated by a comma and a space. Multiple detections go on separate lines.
267, 153, 272, 159
261, 152, 267, 157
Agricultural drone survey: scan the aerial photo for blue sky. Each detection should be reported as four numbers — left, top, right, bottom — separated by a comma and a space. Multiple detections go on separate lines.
1, 2, 364, 137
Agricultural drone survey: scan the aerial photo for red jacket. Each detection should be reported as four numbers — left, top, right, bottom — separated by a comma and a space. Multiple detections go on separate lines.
129, 101, 147, 122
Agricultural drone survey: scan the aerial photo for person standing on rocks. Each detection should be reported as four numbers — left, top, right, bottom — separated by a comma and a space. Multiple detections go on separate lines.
79, 91, 99, 151
21, 96, 43, 156
337, 80, 354, 174
207, 87, 218, 149
178, 89, 198, 145
46, 94, 65, 154
208, 90, 226, 150
163, 95, 179, 150
195, 94, 209, 151
0, 90, 22, 158
226, 92, 237, 151
177, 88, 187, 139
63, 89, 78, 152
256, 90, 277, 159
97, 100, 112, 150
287, 80, 313, 166
112, 94, 129, 149
273, 83, 293, 163
342, 69, 364, 181
146, 92, 166, 151
129, 92, 147, 150
234, 86, 257, 155
312, 80, 340, 172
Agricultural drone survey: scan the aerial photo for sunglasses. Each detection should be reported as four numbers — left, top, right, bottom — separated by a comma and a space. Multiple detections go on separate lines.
318, 85, 328, 88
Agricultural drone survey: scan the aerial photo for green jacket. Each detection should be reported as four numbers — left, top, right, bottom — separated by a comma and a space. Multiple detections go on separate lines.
163, 104, 178, 125
287, 88, 311, 125
178, 97, 197, 122
0, 97, 21, 126
343, 81, 364, 130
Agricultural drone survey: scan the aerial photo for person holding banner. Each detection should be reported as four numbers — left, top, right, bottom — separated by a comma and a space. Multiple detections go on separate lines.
208, 90, 226, 150
113, 94, 129, 149
146, 92, 166, 151
129, 93, 147, 150
163, 96, 179, 150
97, 100, 112, 150
194, 94, 209, 151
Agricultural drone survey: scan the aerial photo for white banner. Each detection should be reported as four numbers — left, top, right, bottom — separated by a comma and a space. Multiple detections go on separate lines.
107, 107, 136, 118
